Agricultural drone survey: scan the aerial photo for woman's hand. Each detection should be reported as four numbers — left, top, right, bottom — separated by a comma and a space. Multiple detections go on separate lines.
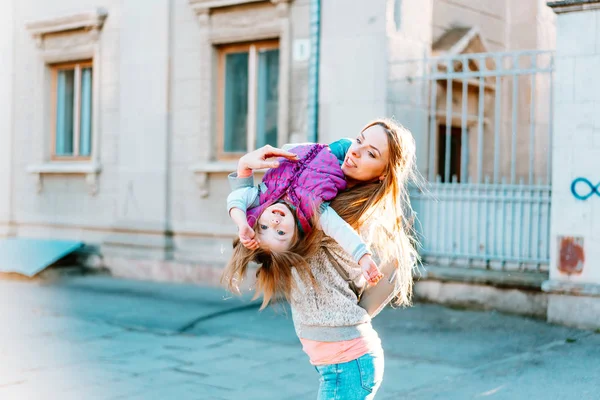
237, 145, 299, 177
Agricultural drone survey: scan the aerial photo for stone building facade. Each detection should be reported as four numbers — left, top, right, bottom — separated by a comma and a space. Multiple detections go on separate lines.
0, 0, 556, 284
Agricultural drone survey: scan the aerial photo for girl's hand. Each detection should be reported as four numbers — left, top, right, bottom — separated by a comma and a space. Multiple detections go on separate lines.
358, 254, 384, 285
237, 145, 299, 177
238, 223, 259, 250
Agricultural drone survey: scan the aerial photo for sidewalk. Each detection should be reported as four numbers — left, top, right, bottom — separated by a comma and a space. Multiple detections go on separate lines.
0, 275, 598, 399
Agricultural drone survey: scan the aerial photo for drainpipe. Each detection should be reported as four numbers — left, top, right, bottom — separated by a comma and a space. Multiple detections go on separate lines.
307, 0, 321, 142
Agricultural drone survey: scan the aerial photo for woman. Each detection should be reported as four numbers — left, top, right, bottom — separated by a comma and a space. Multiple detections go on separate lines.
225, 119, 419, 399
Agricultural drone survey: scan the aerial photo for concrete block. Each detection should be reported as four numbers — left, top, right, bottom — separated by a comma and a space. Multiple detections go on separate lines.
173, 51, 202, 81
572, 149, 600, 175
552, 103, 578, 148
173, 80, 203, 110
172, 108, 203, 137
318, 101, 387, 145
174, 21, 203, 52
101, 110, 120, 137
319, 36, 386, 103
436, 0, 506, 19
433, 0, 505, 48
100, 134, 119, 165
556, 10, 597, 57
548, 293, 600, 330
593, 128, 600, 149
415, 280, 548, 318
103, 256, 227, 286
321, 0, 386, 39
101, 83, 120, 111
550, 200, 592, 237
553, 57, 575, 104
574, 55, 600, 103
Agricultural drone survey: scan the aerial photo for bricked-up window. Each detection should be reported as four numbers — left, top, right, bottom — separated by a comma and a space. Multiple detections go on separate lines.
218, 40, 279, 158
50, 60, 93, 160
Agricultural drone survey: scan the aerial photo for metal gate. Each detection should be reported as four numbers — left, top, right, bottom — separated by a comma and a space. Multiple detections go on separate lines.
407, 50, 554, 272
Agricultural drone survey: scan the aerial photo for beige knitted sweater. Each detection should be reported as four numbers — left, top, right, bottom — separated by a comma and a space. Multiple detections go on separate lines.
290, 241, 375, 342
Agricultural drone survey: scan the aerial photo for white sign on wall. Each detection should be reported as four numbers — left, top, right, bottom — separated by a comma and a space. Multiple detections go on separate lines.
293, 39, 311, 62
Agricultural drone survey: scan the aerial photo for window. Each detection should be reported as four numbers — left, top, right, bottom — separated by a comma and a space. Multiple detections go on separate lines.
218, 40, 279, 157
50, 60, 93, 160
437, 125, 463, 182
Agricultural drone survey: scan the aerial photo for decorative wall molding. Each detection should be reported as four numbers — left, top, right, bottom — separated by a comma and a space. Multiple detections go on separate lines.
189, 162, 267, 197
548, 0, 600, 14
25, 8, 108, 49
27, 162, 102, 195
188, 0, 291, 23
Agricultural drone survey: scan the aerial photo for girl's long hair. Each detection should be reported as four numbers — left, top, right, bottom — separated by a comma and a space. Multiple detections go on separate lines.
222, 118, 420, 308
222, 218, 321, 310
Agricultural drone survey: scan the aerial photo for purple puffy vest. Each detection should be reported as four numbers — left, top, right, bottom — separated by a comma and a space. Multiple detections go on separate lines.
246, 144, 347, 235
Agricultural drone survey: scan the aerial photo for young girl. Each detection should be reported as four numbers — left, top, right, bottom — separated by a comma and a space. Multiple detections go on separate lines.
225, 119, 419, 399
226, 143, 383, 308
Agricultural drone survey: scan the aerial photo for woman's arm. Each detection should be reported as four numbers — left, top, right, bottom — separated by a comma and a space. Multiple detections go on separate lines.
320, 206, 383, 284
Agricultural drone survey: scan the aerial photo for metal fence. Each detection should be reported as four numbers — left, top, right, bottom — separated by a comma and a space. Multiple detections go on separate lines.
405, 50, 554, 271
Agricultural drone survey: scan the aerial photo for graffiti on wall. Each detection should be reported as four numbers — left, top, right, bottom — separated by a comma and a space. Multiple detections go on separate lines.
571, 178, 600, 200
558, 236, 585, 275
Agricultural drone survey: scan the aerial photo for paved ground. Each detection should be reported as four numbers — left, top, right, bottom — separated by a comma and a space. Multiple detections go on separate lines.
0, 275, 598, 400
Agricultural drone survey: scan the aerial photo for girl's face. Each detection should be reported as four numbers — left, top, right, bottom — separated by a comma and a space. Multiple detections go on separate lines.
257, 203, 297, 252
341, 124, 390, 184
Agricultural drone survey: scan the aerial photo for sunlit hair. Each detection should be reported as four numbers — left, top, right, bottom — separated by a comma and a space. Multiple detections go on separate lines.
329, 118, 420, 306
222, 118, 420, 308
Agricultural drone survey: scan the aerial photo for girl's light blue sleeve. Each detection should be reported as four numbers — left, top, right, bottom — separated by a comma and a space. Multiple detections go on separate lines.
319, 205, 370, 263
227, 186, 260, 214
228, 172, 255, 191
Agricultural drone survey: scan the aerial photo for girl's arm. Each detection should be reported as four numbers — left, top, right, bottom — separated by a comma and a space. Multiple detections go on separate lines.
319, 206, 370, 263
319, 205, 383, 284
227, 187, 261, 250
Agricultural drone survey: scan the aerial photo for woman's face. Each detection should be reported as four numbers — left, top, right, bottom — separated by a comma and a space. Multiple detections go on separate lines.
341, 124, 390, 184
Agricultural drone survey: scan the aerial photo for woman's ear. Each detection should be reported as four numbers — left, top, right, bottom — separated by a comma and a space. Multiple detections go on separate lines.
378, 174, 386, 182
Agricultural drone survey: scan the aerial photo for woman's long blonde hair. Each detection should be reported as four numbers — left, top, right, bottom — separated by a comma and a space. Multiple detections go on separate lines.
330, 118, 420, 307
222, 118, 420, 308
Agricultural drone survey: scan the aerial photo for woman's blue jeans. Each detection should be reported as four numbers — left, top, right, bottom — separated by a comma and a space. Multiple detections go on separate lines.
315, 351, 384, 400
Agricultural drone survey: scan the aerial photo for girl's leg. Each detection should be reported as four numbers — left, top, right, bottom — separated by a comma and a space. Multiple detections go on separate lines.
315, 351, 385, 400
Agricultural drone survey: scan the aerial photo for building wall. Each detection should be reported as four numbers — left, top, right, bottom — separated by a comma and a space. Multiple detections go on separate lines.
433, 0, 508, 51
433, 0, 556, 51
11, 0, 122, 243
0, 0, 14, 237
545, 2, 600, 330
319, 0, 388, 143
387, 0, 433, 173
3, 0, 560, 284
167, 0, 311, 267
7, 0, 312, 276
